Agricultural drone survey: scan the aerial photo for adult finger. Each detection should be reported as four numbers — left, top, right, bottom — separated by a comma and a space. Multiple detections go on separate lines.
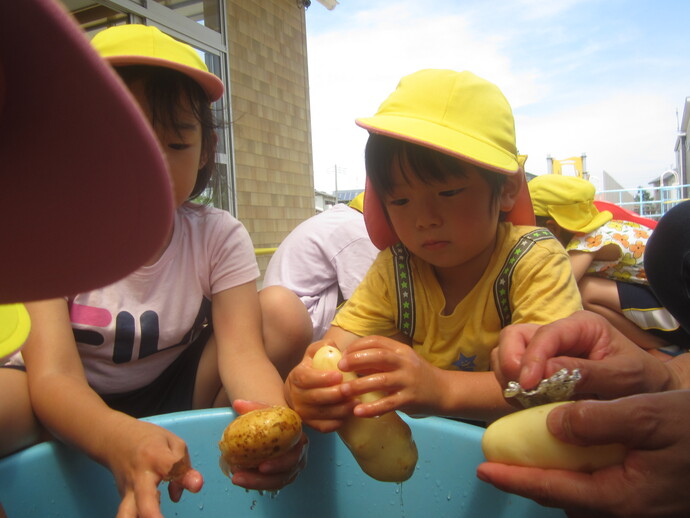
548, 394, 673, 449
476, 462, 618, 511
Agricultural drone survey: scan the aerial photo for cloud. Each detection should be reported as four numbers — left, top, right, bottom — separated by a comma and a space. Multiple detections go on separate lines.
306, 0, 689, 192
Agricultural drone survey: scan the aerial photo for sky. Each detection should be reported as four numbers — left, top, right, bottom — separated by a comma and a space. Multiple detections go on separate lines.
304, 0, 690, 195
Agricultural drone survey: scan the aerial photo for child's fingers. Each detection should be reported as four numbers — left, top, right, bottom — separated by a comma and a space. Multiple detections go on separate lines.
130, 470, 165, 518
168, 469, 203, 502
290, 366, 343, 390
115, 492, 138, 518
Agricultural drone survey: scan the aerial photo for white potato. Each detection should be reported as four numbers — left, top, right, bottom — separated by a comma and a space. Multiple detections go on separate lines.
482, 401, 626, 472
218, 405, 302, 473
312, 343, 418, 482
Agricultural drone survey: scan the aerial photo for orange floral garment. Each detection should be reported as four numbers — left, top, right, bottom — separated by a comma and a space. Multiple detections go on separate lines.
566, 220, 653, 284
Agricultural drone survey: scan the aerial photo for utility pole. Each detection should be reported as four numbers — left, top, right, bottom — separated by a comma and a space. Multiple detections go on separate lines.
334, 164, 339, 202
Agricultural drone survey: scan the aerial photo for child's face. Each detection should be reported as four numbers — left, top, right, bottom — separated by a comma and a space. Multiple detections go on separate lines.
128, 80, 205, 207
383, 157, 503, 272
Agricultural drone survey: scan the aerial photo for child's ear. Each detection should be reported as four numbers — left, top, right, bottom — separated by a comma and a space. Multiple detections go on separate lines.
498, 170, 523, 212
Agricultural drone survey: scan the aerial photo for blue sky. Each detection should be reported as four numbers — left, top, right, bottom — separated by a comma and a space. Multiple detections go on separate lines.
305, 0, 690, 193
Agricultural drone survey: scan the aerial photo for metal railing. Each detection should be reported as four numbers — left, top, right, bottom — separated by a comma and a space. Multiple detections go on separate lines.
596, 184, 690, 221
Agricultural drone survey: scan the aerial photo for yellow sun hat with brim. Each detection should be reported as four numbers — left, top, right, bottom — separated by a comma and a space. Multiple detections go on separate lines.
91, 24, 224, 102
356, 69, 519, 174
356, 69, 535, 249
528, 174, 613, 234
348, 192, 365, 213
0, 303, 30, 362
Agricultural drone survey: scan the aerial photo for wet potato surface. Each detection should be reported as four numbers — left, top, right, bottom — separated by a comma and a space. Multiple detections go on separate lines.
219, 406, 302, 471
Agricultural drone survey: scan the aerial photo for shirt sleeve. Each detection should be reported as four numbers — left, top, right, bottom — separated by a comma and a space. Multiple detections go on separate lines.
510, 238, 583, 325
207, 211, 260, 294
332, 250, 399, 337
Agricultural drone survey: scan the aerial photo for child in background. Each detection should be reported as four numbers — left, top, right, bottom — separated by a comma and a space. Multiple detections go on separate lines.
263, 193, 379, 340
528, 174, 690, 351
285, 69, 582, 429
1, 24, 311, 516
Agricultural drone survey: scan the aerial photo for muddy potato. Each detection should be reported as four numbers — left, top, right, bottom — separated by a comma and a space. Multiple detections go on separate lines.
312, 343, 418, 482
482, 401, 626, 472
218, 406, 302, 473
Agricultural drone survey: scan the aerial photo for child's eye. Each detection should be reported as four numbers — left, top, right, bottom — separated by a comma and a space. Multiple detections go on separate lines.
168, 143, 189, 151
439, 188, 464, 197
389, 198, 409, 206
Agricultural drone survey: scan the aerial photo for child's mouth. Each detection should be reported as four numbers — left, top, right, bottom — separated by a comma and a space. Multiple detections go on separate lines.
422, 240, 449, 250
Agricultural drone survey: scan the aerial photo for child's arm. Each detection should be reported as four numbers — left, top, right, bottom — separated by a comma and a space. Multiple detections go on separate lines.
212, 281, 285, 405
337, 335, 513, 423
22, 299, 202, 518
212, 281, 309, 491
568, 250, 594, 281
569, 243, 621, 281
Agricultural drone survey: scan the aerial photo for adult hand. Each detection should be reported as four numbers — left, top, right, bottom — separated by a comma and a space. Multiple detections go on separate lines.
107, 419, 203, 518
477, 390, 690, 518
337, 335, 442, 418
227, 400, 309, 491
284, 341, 354, 432
492, 311, 674, 402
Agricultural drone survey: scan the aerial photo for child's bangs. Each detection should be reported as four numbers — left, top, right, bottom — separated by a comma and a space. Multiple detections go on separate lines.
365, 134, 467, 198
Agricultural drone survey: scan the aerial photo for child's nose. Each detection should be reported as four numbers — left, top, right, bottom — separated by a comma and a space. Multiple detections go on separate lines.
415, 201, 442, 229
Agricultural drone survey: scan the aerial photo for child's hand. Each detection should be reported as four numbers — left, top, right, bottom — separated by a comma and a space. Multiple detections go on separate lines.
284, 341, 356, 432
337, 335, 442, 418
228, 399, 309, 491
107, 419, 202, 518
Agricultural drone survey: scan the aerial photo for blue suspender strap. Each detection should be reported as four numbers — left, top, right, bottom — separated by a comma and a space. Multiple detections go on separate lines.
493, 229, 556, 328
392, 242, 416, 338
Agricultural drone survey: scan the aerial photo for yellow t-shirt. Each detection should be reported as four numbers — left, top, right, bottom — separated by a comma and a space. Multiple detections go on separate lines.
333, 223, 582, 372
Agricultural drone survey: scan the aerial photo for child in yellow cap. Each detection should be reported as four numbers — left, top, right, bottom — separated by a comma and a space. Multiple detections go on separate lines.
285, 69, 582, 429
528, 174, 690, 352
1, 24, 311, 515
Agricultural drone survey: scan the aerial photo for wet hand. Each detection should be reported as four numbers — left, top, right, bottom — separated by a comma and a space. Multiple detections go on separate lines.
338, 335, 441, 418
284, 341, 355, 432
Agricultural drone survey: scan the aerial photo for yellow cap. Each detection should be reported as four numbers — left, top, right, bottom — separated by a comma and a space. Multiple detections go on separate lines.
356, 69, 518, 174
348, 192, 365, 213
92, 24, 224, 102
0, 303, 30, 362
357, 69, 536, 249
528, 175, 612, 234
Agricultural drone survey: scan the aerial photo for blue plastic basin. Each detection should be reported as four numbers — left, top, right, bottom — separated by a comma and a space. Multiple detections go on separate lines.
0, 409, 564, 517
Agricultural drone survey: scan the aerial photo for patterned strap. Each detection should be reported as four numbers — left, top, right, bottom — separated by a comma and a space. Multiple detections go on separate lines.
392, 243, 416, 338
494, 229, 556, 328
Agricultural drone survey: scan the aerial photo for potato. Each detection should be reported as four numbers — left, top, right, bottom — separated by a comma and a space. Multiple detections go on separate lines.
482, 402, 626, 472
312, 343, 418, 482
218, 406, 302, 474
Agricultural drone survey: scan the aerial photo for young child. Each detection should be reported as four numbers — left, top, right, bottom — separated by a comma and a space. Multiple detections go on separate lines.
528, 173, 690, 351
285, 69, 582, 429
1, 24, 311, 516
263, 193, 379, 340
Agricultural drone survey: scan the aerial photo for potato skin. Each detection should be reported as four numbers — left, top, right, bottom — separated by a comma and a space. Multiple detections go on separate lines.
218, 406, 302, 470
482, 402, 626, 472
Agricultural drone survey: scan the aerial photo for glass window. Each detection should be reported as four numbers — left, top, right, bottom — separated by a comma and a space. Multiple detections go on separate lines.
151, 0, 221, 32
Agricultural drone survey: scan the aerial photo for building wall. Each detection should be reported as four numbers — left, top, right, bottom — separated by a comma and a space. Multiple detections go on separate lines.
226, 0, 315, 273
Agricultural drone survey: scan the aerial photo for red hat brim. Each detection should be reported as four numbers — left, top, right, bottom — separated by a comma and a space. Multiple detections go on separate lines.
0, 0, 173, 303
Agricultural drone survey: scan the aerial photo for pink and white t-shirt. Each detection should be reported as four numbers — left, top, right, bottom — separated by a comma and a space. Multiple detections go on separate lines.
11, 203, 259, 394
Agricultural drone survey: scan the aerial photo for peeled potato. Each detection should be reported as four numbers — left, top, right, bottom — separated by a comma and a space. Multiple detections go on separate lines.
312, 343, 418, 482
482, 401, 626, 472
218, 406, 302, 474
